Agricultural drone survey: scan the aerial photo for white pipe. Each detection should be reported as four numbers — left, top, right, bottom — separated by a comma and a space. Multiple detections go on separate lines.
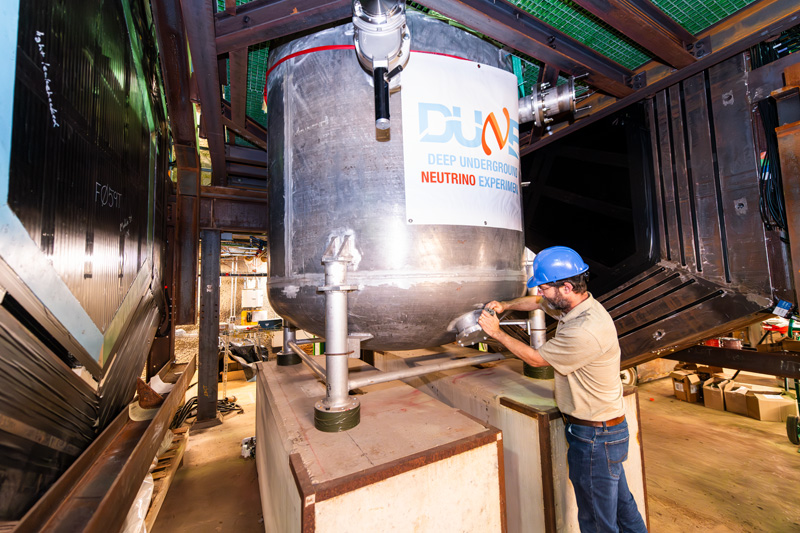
288, 341, 326, 382
348, 352, 506, 389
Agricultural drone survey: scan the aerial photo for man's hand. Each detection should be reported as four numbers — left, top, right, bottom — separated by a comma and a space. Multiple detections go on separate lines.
478, 309, 502, 338
484, 300, 505, 314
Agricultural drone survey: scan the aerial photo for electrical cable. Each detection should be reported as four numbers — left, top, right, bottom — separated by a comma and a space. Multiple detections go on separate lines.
169, 396, 244, 429
756, 99, 788, 236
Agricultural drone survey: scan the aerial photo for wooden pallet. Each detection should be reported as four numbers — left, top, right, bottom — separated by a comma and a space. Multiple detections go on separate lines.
144, 425, 191, 531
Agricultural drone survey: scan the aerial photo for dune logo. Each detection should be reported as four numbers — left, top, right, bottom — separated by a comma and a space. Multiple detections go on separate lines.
418, 103, 519, 158
481, 108, 510, 156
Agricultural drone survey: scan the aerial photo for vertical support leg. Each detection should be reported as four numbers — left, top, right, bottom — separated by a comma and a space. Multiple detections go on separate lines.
523, 249, 554, 379
315, 236, 360, 432
277, 322, 301, 366
198, 229, 221, 421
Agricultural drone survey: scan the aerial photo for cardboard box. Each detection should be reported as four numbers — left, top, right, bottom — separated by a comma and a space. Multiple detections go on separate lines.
722, 382, 751, 416
702, 377, 729, 411
745, 392, 799, 421
671, 371, 702, 402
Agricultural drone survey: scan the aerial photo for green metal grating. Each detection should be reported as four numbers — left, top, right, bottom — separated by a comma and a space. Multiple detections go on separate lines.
650, 0, 758, 35
216, 0, 761, 133
509, 0, 652, 70
218, 0, 269, 147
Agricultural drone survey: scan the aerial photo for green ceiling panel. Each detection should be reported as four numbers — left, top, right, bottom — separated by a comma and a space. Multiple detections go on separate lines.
509, 0, 652, 70
650, 0, 758, 35
218, 0, 269, 139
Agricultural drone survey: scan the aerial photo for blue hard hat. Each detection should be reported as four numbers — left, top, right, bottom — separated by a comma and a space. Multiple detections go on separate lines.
527, 246, 589, 288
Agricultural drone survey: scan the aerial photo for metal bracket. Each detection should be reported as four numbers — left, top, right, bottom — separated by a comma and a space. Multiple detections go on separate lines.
687, 36, 712, 59
347, 333, 374, 359
626, 72, 647, 90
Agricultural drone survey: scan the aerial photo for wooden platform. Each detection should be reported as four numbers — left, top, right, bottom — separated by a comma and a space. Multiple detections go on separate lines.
255, 359, 505, 532
375, 346, 648, 533
145, 426, 191, 531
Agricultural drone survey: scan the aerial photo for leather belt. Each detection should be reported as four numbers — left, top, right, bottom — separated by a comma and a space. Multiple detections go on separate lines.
565, 414, 625, 428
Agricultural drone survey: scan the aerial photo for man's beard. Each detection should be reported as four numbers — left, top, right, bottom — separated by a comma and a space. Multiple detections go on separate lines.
544, 293, 570, 311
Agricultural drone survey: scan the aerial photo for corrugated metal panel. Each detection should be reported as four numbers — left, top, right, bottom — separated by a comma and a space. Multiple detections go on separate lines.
0, 304, 97, 519
9, 0, 153, 333
0, 0, 169, 520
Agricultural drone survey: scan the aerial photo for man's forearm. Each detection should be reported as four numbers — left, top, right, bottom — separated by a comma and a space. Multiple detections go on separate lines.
492, 330, 550, 367
499, 296, 542, 312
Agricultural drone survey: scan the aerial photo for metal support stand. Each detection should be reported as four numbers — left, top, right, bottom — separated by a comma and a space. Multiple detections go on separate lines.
277, 323, 302, 366
315, 235, 361, 432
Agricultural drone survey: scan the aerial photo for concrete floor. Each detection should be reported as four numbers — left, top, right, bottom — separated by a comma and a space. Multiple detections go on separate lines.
151, 369, 800, 532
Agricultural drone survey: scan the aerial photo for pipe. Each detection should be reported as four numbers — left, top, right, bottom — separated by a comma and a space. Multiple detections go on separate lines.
323, 258, 351, 409
500, 320, 529, 327
348, 352, 505, 389
288, 341, 326, 381
373, 66, 390, 129
294, 337, 324, 345
282, 324, 296, 354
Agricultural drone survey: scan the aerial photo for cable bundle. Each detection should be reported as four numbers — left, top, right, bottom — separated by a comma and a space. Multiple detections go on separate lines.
756, 99, 788, 235
170, 396, 244, 429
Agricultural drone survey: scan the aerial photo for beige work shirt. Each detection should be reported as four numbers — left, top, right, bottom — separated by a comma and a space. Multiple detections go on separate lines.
538, 293, 624, 421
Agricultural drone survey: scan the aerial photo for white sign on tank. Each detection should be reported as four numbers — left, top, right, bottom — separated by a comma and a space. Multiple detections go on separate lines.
401, 52, 522, 231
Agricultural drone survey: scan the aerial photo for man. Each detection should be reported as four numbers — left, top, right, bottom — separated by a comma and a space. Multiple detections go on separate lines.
478, 246, 647, 533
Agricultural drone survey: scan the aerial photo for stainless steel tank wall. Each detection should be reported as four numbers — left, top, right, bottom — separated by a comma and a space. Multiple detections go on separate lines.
267, 11, 525, 350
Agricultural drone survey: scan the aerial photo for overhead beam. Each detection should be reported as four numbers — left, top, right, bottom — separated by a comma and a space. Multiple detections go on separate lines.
221, 116, 267, 151
571, 0, 696, 69
221, 100, 268, 151
229, 48, 248, 128
151, 0, 196, 152
199, 186, 268, 232
523, 0, 800, 154
418, 0, 635, 97
537, 64, 561, 89
216, 0, 352, 55
665, 346, 800, 379
182, 0, 227, 186
152, 0, 201, 326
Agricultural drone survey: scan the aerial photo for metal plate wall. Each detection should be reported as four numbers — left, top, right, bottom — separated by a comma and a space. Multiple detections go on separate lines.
522, 53, 792, 366
0, 0, 169, 519
10, 0, 153, 333
608, 54, 790, 365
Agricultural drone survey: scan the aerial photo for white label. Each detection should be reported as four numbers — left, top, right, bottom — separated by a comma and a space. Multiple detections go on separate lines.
674, 382, 684, 392
401, 53, 522, 230
763, 394, 783, 400
690, 384, 699, 393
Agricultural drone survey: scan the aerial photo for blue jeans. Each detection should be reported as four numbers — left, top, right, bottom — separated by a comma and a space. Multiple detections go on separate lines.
565, 419, 647, 532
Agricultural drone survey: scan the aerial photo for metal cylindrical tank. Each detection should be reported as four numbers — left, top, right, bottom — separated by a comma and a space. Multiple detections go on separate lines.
267, 11, 525, 350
